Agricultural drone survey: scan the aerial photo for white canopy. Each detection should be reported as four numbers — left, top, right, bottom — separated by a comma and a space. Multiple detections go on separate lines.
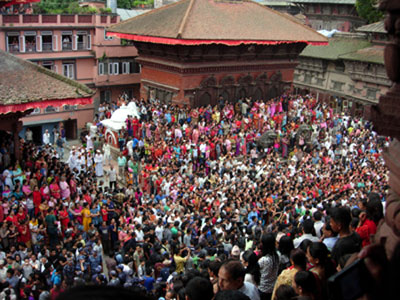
101, 102, 140, 131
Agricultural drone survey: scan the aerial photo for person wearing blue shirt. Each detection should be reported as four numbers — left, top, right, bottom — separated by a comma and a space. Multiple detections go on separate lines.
142, 269, 155, 291
51, 267, 62, 287
247, 207, 259, 223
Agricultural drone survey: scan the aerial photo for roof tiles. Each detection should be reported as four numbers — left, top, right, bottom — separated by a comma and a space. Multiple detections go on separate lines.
0, 50, 93, 106
108, 0, 327, 45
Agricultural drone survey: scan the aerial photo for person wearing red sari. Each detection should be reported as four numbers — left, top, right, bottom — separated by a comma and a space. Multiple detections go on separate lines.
16, 206, 27, 224
59, 206, 70, 234
40, 183, 50, 202
132, 116, 139, 138
69, 177, 77, 195
50, 179, 61, 200
5, 210, 18, 225
18, 220, 31, 248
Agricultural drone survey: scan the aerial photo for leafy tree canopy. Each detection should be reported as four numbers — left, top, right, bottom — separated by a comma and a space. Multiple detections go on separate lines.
355, 0, 384, 24
33, 0, 112, 14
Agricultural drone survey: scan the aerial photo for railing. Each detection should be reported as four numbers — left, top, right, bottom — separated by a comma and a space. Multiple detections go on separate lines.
77, 42, 87, 50
25, 43, 36, 53
42, 15, 58, 23
23, 15, 39, 23
3, 15, 19, 23
60, 15, 75, 23
1, 14, 119, 26
42, 42, 53, 51
62, 42, 73, 51
78, 15, 93, 23
8, 44, 19, 53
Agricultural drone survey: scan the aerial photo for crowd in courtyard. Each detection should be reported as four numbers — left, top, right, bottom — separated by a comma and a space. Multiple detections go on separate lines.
0, 93, 394, 300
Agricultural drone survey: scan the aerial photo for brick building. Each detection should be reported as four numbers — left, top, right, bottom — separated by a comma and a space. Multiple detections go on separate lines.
107, 0, 327, 107
0, 49, 93, 155
293, 23, 389, 115
0, 10, 140, 141
292, 0, 365, 32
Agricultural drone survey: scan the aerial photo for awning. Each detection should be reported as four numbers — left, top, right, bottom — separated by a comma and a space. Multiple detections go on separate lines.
23, 118, 63, 127
0, 97, 92, 114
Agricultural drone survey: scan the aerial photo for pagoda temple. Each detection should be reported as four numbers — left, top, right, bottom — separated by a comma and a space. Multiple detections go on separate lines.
107, 0, 327, 106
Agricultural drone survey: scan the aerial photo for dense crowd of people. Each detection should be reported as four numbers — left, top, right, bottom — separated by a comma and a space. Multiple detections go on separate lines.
0, 93, 394, 300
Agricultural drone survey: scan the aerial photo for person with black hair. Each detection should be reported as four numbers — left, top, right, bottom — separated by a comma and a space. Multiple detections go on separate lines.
313, 211, 324, 239
355, 193, 383, 247
277, 235, 294, 274
208, 260, 222, 294
258, 233, 279, 300
320, 218, 338, 251
185, 276, 214, 300
330, 207, 361, 264
293, 220, 319, 248
271, 248, 307, 300
218, 260, 260, 300
241, 250, 260, 287
306, 242, 336, 298
274, 285, 297, 300
292, 271, 318, 300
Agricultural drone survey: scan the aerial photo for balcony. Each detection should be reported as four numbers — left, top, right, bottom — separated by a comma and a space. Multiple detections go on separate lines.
7, 44, 19, 53
62, 41, 73, 51
77, 42, 88, 50
0, 14, 119, 26
42, 42, 53, 51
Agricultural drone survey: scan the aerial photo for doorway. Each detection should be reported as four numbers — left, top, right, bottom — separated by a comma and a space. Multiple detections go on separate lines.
30, 126, 42, 145
63, 119, 77, 140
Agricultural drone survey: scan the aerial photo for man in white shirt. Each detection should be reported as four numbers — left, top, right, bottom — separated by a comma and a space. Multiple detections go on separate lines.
313, 211, 324, 239
293, 219, 319, 248
42, 129, 50, 145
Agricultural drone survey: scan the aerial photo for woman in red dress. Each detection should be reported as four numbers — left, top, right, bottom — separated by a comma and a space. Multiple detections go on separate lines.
49, 178, 61, 200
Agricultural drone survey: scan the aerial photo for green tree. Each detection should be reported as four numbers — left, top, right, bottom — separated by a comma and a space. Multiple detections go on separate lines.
33, 0, 99, 14
117, 0, 133, 9
355, 0, 384, 24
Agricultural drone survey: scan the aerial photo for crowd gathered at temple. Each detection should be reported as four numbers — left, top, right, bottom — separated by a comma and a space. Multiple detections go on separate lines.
0, 92, 397, 300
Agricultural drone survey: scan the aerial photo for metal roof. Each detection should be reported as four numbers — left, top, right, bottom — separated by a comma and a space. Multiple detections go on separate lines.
116, 8, 151, 21
356, 21, 385, 34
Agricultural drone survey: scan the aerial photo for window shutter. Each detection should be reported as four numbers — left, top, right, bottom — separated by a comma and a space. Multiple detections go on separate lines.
87, 34, 92, 50
98, 62, 104, 75
19, 36, 25, 53
52, 35, 58, 51
73, 34, 77, 51
114, 62, 119, 75
36, 35, 42, 52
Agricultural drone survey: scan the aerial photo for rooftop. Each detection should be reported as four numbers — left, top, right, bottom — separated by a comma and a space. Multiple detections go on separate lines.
291, 0, 355, 4
301, 37, 371, 60
339, 45, 385, 64
356, 21, 386, 34
107, 0, 327, 46
0, 50, 93, 112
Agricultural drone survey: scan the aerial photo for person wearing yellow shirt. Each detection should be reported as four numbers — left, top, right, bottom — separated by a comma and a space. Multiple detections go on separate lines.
174, 247, 191, 274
